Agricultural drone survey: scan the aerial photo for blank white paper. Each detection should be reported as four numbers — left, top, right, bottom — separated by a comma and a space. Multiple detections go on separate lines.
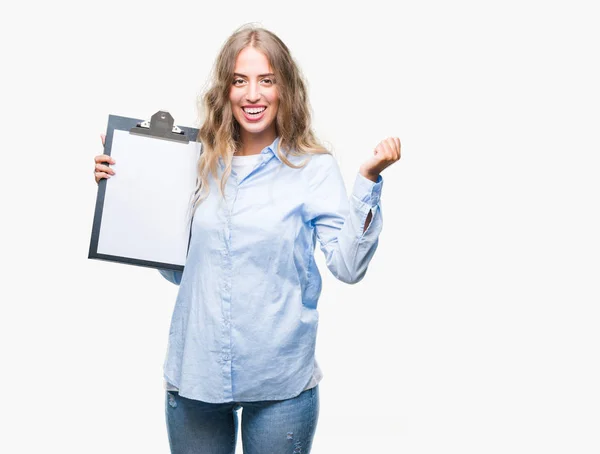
97, 129, 200, 267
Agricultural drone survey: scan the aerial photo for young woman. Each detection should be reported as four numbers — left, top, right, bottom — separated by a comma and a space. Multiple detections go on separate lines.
94, 24, 400, 454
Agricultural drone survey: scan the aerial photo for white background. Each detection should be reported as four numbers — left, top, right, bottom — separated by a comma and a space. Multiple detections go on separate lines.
2, 0, 599, 453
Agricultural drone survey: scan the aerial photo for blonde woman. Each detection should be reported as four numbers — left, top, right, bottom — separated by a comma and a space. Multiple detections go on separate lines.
94, 25, 400, 454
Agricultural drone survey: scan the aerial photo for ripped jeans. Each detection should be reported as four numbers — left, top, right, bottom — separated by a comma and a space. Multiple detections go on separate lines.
165, 385, 319, 454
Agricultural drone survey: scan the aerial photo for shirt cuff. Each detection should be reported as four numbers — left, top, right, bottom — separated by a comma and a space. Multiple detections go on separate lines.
352, 172, 383, 207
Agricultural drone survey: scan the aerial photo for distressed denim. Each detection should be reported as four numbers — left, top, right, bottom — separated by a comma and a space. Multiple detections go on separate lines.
165, 385, 319, 454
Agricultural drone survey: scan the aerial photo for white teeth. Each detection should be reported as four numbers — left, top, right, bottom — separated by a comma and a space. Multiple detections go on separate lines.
243, 107, 266, 114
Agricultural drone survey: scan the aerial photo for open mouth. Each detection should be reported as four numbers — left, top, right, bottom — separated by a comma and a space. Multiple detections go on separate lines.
241, 106, 267, 121
243, 106, 266, 116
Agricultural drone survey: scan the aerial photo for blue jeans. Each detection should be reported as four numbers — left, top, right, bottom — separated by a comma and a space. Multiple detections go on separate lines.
165, 385, 320, 454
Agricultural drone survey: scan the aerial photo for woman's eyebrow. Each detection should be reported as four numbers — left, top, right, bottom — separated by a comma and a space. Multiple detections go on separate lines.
233, 73, 275, 78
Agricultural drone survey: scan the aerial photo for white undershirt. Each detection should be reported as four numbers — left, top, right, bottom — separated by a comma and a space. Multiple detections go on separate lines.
231, 153, 263, 181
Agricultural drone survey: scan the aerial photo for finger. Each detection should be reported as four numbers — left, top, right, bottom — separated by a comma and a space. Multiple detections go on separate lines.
95, 163, 116, 175
384, 137, 400, 160
94, 154, 115, 165
393, 137, 401, 159
379, 140, 394, 160
94, 171, 112, 182
101, 134, 106, 146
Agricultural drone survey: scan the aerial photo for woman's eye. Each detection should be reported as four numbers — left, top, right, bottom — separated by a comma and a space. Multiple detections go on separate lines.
233, 79, 245, 85
261, 78, 273, 85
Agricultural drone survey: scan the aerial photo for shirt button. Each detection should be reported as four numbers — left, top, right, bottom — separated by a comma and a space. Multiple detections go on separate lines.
223, 355, 230, 361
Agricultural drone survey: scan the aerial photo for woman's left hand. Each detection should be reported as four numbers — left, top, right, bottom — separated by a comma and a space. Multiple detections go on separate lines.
359, 137, 401, 182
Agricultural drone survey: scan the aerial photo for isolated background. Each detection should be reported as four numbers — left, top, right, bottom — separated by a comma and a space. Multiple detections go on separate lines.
2, 0, 599, 453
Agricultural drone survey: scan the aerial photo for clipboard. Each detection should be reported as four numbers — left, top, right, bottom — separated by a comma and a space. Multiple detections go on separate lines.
88, 110, 202, 272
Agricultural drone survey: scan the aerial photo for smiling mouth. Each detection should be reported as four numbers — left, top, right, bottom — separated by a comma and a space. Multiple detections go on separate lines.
243, 107, 266, 116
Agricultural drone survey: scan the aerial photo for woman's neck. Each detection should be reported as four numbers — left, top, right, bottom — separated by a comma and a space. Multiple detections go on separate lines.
236, 130, 277, 156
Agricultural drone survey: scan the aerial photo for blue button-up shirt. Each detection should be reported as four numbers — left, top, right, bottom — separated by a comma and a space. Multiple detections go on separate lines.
159, 137, 383, 403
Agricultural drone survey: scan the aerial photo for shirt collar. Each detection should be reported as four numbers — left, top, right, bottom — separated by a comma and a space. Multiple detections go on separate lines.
260, 136, 282, 163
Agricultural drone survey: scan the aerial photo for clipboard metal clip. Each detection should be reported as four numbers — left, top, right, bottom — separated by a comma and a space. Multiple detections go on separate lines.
130, 110, 190, 144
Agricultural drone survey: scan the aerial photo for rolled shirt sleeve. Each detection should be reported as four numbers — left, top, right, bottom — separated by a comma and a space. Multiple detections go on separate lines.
304, 153, 383, 284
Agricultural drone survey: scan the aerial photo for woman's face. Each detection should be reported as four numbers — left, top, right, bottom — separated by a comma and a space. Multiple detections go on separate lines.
229, 46, 279, 141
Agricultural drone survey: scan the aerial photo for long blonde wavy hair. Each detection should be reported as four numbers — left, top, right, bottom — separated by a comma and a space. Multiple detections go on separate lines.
188, 24, 330, 219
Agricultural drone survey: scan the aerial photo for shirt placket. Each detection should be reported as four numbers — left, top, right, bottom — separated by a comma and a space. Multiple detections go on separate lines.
218, 152, 273, 401
220, 173, 238, 401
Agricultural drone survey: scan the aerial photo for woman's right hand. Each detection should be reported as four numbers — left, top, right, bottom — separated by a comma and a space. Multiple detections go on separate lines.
94, 134, 116, 184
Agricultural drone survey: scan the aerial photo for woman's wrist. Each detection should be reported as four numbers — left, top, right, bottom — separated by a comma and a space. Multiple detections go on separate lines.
359, 165, 380, 183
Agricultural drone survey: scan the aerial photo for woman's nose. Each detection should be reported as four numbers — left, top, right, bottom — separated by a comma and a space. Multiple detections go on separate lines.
245, 84, 260, 102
